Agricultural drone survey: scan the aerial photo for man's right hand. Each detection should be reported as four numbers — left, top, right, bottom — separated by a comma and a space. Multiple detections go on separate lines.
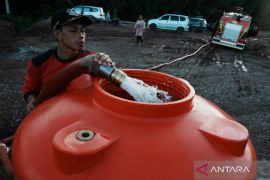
79, 53, 115, 73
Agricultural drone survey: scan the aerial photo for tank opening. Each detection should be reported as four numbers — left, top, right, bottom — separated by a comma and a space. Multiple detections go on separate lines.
76, 130, 95, 141
100, 74, 191, 103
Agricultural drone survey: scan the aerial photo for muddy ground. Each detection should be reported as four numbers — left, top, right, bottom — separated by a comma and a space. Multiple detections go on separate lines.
0, 20, 269, 176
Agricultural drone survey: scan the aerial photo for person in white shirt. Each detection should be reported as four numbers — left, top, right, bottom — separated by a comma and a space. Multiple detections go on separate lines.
105, 11, 111, 23
134, 14, 145, 46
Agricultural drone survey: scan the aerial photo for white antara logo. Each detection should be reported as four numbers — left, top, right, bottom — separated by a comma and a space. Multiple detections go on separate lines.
210, 166, 250, 173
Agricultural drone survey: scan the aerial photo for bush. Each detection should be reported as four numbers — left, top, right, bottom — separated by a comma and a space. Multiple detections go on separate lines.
0, 14, 35, 33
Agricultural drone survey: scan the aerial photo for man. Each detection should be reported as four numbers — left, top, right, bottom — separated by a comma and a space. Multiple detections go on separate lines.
23, 8, 115, 113
1, 9, 115, 177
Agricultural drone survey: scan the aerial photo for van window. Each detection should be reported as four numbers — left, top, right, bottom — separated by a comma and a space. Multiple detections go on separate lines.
160, 15, 169, 20
170, 16, 179, 21
83, 7, 91, 13
73, 7, 82, 14
180, 17, 186, 21
91, 8, 99, 12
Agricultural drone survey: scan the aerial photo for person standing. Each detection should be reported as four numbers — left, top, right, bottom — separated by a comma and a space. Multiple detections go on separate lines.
134, 14, 145, 46
105, 10, 111, 23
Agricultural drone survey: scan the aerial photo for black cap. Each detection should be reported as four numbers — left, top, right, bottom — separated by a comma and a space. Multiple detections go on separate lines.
51, 8, 92, 29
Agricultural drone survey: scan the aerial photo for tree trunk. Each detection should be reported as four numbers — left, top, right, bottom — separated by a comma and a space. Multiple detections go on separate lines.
5, 0, 10, 14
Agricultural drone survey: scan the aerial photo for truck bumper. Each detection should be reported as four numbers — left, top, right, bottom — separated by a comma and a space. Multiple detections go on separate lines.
212, 37, 245, 50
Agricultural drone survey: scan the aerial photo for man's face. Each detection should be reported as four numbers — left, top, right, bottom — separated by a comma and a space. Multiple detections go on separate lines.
55, 22, 86, 50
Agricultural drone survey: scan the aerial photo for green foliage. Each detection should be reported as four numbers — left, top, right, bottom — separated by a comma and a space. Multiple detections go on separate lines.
0, 14, 35, 32
257, 0, 270, 31
2, 0, 269, 30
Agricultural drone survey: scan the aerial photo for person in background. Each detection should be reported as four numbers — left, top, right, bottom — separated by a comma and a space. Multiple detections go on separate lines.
23, 8, 115, 114
134, 14, 145, 46
105, 10, 111, 23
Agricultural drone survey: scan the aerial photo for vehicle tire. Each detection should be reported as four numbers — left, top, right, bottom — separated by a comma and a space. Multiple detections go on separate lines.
176, 27, 184, 33
149, 24, 157, 31
89, 16, 96, 23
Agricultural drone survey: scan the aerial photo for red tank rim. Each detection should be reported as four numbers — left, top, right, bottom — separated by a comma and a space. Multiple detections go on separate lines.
93, 69, 195, 118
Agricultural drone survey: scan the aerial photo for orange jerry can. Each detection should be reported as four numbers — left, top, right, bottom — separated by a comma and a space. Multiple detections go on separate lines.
12, 69, 256, 179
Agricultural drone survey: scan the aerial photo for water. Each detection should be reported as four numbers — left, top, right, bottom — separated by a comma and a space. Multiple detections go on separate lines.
120, 76, 173, 103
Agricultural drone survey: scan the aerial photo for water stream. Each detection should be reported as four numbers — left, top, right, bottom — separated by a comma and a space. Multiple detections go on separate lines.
120, 76, 173, 103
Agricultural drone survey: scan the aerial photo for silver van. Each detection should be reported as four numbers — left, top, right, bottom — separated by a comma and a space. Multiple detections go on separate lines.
71, 5, 105, 22
148, 14, 190, 33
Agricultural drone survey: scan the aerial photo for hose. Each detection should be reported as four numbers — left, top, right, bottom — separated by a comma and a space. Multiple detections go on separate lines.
0, 136, 13, 144
148, 42, 210, 70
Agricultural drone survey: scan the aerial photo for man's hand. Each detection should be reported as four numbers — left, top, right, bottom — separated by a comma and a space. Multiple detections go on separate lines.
26, 95, 37, 113
80, 53, 115, 72
0, 142, 8, 157
0, 142, 14, 177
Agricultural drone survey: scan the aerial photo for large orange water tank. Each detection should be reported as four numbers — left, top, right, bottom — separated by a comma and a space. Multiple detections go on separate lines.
12, 69, 256, 179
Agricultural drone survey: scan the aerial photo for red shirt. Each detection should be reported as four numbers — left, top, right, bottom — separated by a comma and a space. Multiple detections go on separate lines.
23, 48, 95, 100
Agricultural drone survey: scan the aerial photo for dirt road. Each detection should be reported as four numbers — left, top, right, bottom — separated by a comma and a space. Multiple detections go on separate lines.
0, 21, 269, 169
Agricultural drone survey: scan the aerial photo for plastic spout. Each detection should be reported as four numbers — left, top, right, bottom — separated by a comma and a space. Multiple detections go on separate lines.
92, 65, 127, 85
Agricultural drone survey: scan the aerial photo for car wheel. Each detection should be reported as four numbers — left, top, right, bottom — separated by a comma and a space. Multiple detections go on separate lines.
176, 27, 184, 33
89, 16, 96, 23
149, 24, 157, 31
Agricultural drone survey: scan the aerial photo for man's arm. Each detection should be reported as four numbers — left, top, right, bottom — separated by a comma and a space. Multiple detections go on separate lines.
23, 60, 41, 113
35, 53, 115, 106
